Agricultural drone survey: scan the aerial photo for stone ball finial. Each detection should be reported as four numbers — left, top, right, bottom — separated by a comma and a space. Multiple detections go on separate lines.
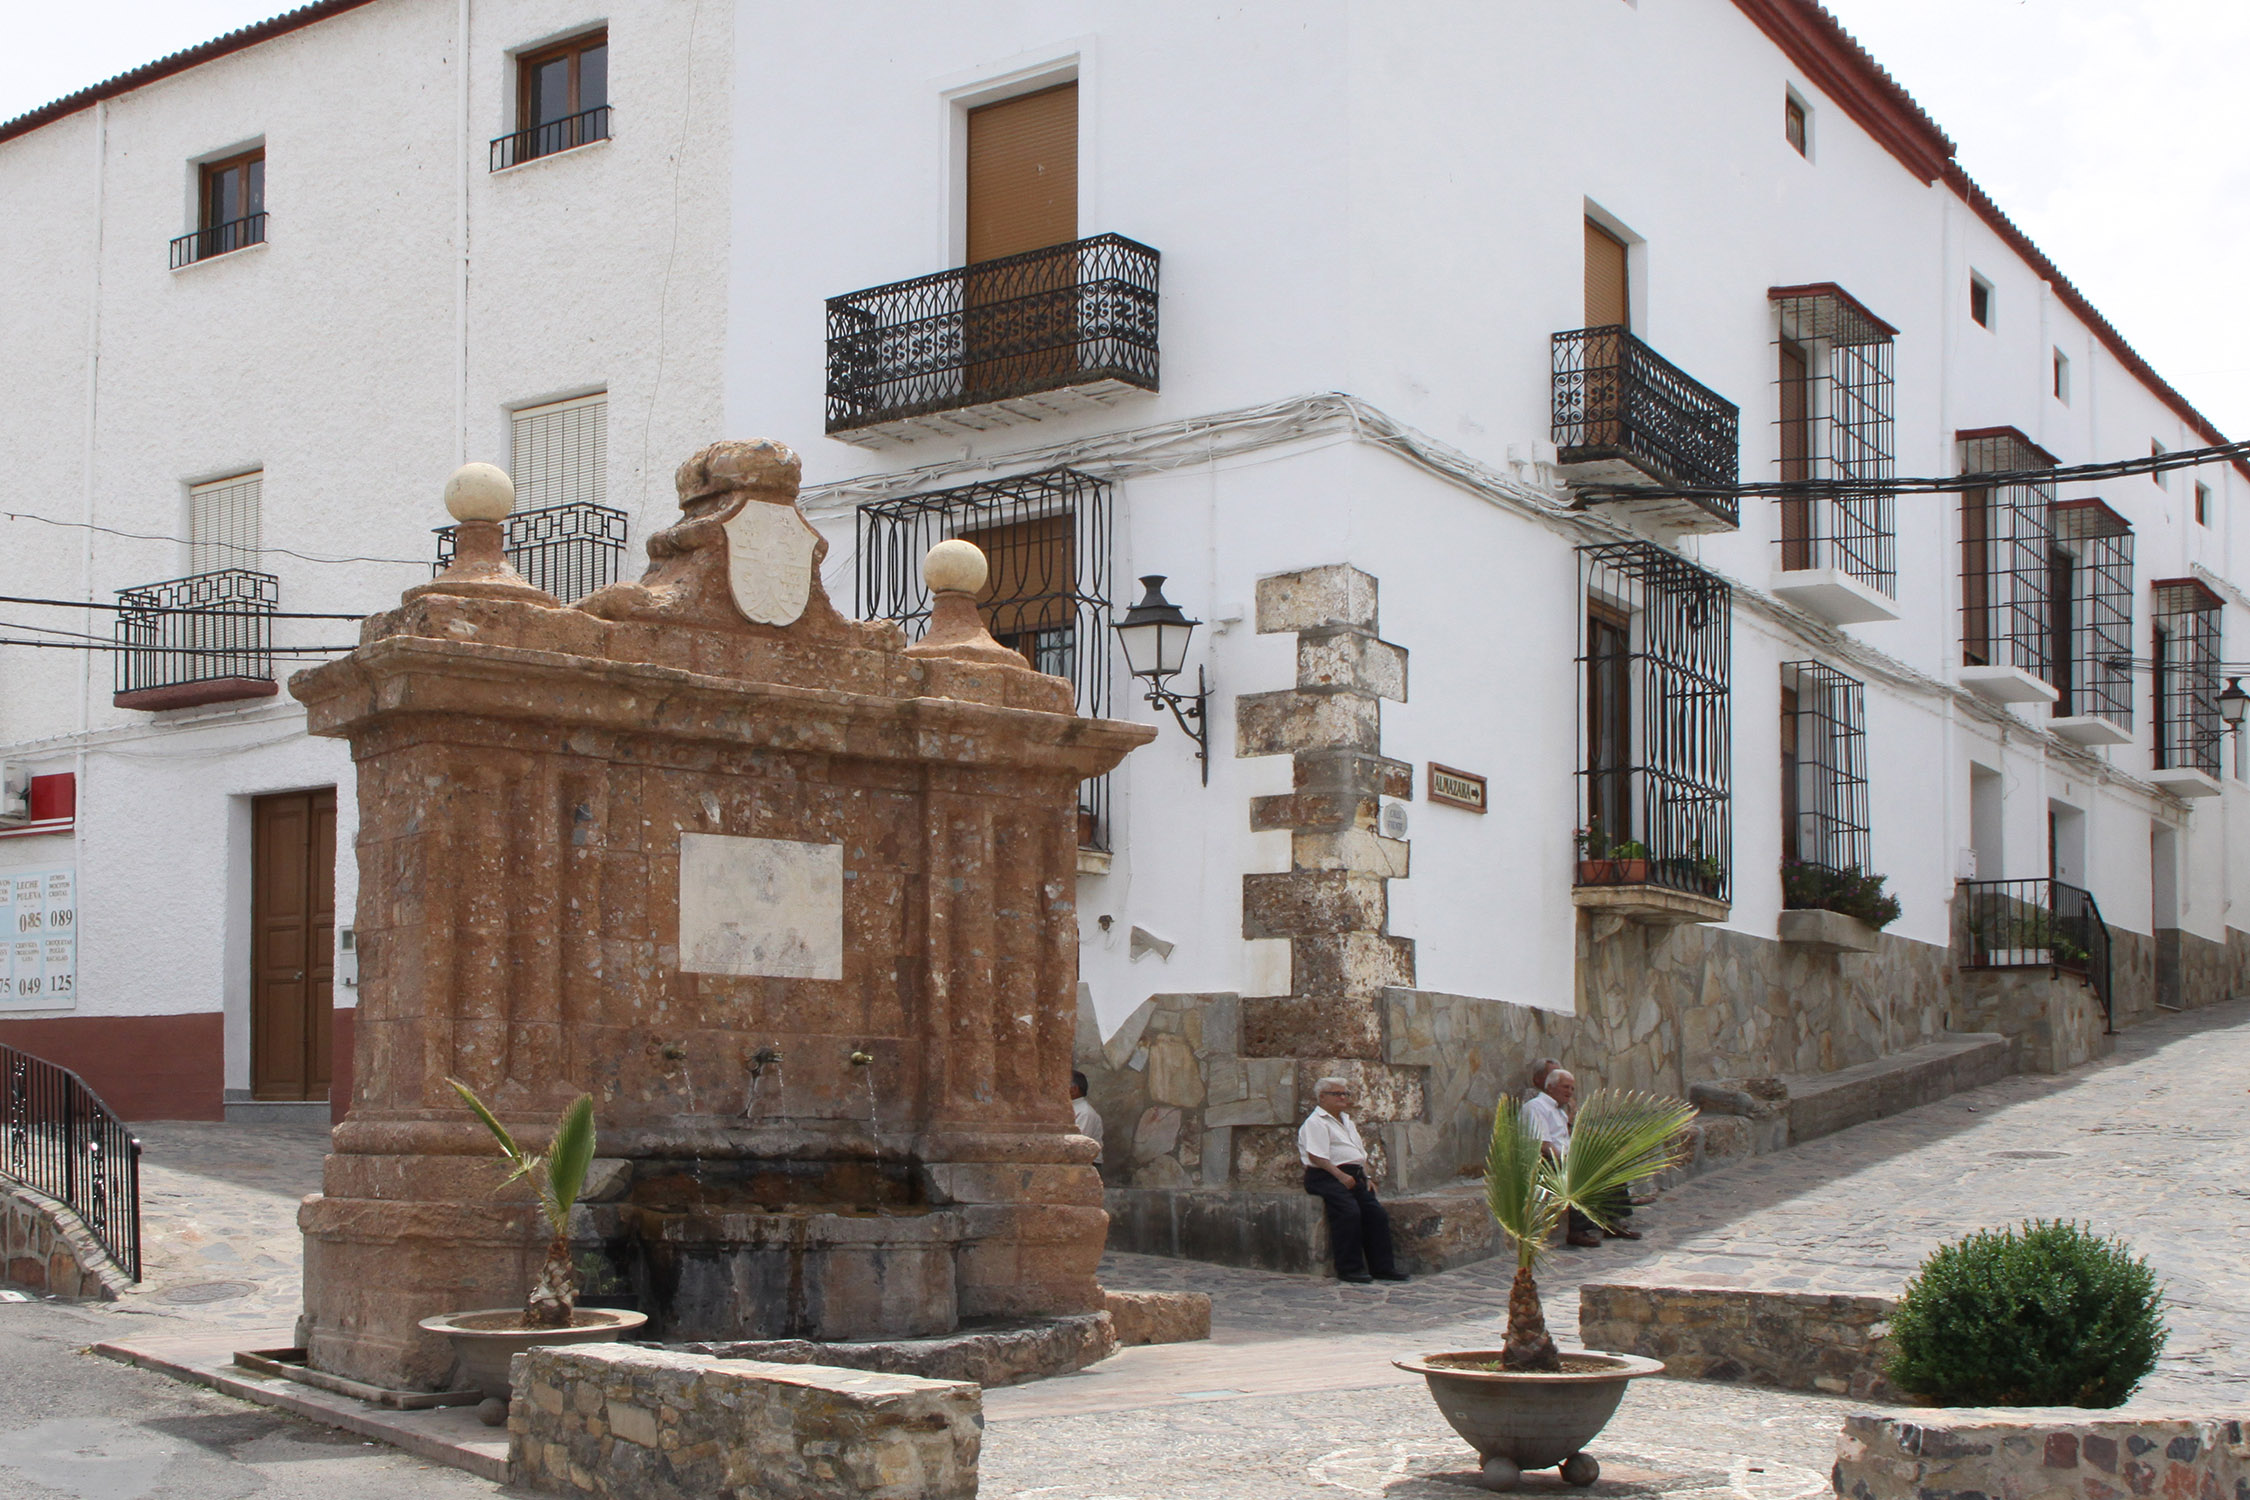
676, 438, 801, 508
924, 539, 988, 596
444, 462, 515, 522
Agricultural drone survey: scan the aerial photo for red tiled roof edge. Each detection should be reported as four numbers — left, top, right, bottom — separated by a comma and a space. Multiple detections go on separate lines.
0, 0, 381, 146
1734, 0, 2245, 476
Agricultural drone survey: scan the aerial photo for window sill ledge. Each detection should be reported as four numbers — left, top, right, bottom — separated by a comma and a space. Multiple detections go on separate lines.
171, 240, 269, 273
1573, 883, 1728, 931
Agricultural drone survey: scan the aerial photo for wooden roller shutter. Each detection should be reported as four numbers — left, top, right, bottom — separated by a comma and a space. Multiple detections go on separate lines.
967, 82, 1078, 263
1584, 219, 1630, 330
960, 514, 1076, 645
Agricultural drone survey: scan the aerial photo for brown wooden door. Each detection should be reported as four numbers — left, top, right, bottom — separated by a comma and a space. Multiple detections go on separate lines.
252, 788, 335, 1100
965, 82, 1079, 398
1583, 219, 1629, 330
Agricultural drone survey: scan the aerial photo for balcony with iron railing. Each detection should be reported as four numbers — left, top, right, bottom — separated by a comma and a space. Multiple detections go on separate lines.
434, 500, 629, 604
490, 105, 612, 171
826, 233, 1160, 446
1956, 876, 2113, 1032
169, 213, 267, 269
1552, 325, 1740, 532
112, 569, 279, 711
2, 1044, 142, 1283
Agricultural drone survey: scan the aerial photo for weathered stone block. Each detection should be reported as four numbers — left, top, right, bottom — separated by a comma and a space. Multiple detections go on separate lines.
1290, 827, 1410, 877
1243, 871, 1388, 939
1296, 628, 1407, 701
1835, 1412, 2250, 1500
509, 1344, 981, 1499
1102, 1289, 1212, 1346
1577, 1282, 1897, 1399
1235, 690, 1382, 758
1291, 932, 1416, 998
1257, 565, 1378, 634
1240, 992, 1384, 1060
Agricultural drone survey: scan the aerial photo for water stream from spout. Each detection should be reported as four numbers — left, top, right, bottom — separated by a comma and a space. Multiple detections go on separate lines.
861, 1069, 882, 1183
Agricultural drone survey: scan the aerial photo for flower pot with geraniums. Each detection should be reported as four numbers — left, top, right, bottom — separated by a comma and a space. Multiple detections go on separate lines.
1395, 1088, 1694, 1490
418, 1081, 646, 1424
1573, 824, 1651, 886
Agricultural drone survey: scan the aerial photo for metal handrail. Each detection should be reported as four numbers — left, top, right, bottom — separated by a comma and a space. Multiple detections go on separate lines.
434, 500, 628, 604
825, 233, 1160, 433
1553, 324, 1740, 510
114, 569, 277, 696
1, 1044, 142, 1281
169, 213, 267, 269
490, 105, 613, 171
1956, 876, 2113, 1033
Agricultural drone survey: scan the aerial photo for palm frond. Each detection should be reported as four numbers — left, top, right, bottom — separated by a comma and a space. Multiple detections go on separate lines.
1485, 1097, 1566, 1267
1551, 1089, 1696, 1228
448, 1077, 523, 1162
544, 1095, 598, 1230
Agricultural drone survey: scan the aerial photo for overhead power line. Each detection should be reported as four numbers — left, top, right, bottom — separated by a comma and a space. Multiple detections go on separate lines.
1, 509, 428, 566
1576, 434, 2250, 504
0, 638, 357, 656
0, 593, 372, 620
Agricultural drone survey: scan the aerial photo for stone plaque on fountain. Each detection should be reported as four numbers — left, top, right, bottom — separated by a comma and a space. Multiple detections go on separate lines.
291, 441, 1151, 1390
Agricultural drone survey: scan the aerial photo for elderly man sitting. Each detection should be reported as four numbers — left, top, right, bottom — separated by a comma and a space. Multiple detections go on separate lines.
1522, 1067, 1640, 1248
1298, 1077, 1409, 1284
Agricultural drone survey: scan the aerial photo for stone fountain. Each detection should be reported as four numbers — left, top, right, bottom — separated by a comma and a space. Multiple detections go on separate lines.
290, 441, 1151, 1390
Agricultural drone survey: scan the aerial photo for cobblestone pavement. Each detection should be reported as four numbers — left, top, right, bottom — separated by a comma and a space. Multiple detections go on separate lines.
18, 997, 2247, 1498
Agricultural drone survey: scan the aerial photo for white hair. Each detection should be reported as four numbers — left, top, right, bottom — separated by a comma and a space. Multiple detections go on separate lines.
1546, 1068, 1576, 1089
1315, 1076, 1353, 1095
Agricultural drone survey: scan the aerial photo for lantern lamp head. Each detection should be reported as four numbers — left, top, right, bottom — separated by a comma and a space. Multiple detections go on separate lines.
1115, 575, 1200, 683
2220, 676, 2250, 729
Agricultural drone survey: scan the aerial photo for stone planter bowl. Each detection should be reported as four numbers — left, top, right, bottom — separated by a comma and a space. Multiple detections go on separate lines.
1394, 1350, 1663, 1490
420, 1307, 648, 1423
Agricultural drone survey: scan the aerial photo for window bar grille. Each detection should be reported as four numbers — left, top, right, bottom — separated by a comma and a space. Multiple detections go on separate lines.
112, 569, 278, 696
1576, 542, 1733, 901
168, 212, 268, 269
490, 105, 613, 171
1770, 285, 1896, 594
434, 501, 629, 604
1780, 661, 1869, 878
2049, 500, 2135, 728
825, 234, 1160, 435
856, 468, 1115, 849
2151, 578, 2223, 777
1958, 428, 2056, 681
1551, 327, 1741, 510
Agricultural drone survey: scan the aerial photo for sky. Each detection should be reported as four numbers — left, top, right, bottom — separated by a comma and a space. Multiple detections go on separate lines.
8, 0, 2247, 440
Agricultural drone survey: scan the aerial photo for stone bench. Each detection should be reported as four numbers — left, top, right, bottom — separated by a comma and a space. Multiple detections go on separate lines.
508, 1344, 979, 1500
1836, 1412, 2250, 1500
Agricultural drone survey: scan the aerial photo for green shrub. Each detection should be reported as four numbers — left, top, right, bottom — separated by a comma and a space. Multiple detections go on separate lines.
1884, 1220, 2166, 1407
1781, 861, 1902, 929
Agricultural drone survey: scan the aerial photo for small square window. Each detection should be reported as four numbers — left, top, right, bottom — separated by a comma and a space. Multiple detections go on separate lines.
1784, 91, 1808, 157
2052, 349, 2070, 404
2195, 482, 2211, 526
495, 29, 609, 168
172, 147, 266, 265
1969, 274, 1993, 328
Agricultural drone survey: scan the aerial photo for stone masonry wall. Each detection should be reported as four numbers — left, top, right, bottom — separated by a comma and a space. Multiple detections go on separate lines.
508, 1343, 979, 1500
2, 1181, 125, 1300
1577, 1282, 1897, 1399
1835, 1412, 2250, 1500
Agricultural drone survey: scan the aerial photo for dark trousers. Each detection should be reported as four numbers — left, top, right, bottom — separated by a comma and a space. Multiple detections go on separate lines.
1304, 1164, 1397, 1278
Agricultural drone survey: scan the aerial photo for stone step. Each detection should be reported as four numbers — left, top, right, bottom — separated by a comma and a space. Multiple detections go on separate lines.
1777, 1031, 2015, 1146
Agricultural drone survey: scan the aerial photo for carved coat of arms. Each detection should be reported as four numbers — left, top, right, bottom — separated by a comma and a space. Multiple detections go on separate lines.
721, 502, 819, 626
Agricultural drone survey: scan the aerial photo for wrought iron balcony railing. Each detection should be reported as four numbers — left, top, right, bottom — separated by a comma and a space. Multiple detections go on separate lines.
490, 106, 613, 171
1552, 325, 1740, 520
434, 500, 628, 604
1957, 877, 2112, 1029
2, 1044, 141, 1282
826, 233, 1160, 437
169, 213, 267, 269
112, 568, 278, 711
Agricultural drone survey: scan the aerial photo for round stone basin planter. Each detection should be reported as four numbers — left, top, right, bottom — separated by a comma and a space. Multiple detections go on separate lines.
1393, 1350, 1663, 1490
421, 1307, 648, 1422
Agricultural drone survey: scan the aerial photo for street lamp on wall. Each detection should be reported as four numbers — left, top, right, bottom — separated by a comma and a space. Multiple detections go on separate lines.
1114, 574, 1211, 785
2220, 677, 2249, 732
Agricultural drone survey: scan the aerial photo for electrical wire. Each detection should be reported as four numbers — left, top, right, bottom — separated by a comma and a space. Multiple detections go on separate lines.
1574, 435, 2250, 504
0, 510, 428, 566
0, 593, 372, 620
0, 638, 355, 655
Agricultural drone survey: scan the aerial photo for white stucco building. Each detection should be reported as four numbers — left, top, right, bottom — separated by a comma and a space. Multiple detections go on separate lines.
3, 0, 2245, 1215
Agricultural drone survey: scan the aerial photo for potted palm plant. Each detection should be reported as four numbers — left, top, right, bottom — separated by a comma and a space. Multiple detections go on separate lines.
1395, 1088, 1694, 1490
418, 1081, 646, 1423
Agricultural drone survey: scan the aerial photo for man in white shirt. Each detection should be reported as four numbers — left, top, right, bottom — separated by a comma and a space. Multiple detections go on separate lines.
1070, 1070, 1103, 1168
1298, 1077, 1408, 1284
1524, 1068, 1611, 1249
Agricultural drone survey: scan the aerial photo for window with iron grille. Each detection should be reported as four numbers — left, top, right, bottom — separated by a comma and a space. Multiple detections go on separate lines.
2048, 500, 2134, 728
1959, 427, 2056, 680
171, 147, 266, 267
1780, 661, 1867, 878
1770, 285, 1896, 594
1576, 542, 1732, 901
189, 471, 262, 575
2152, 578, 2222, 777
432, 393, 624, 602
856, 469, 1114, 849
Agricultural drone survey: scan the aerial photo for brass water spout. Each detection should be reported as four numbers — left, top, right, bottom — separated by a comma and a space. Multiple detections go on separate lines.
750, 1046, 783, 1077
848, 1050, 874, 1067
